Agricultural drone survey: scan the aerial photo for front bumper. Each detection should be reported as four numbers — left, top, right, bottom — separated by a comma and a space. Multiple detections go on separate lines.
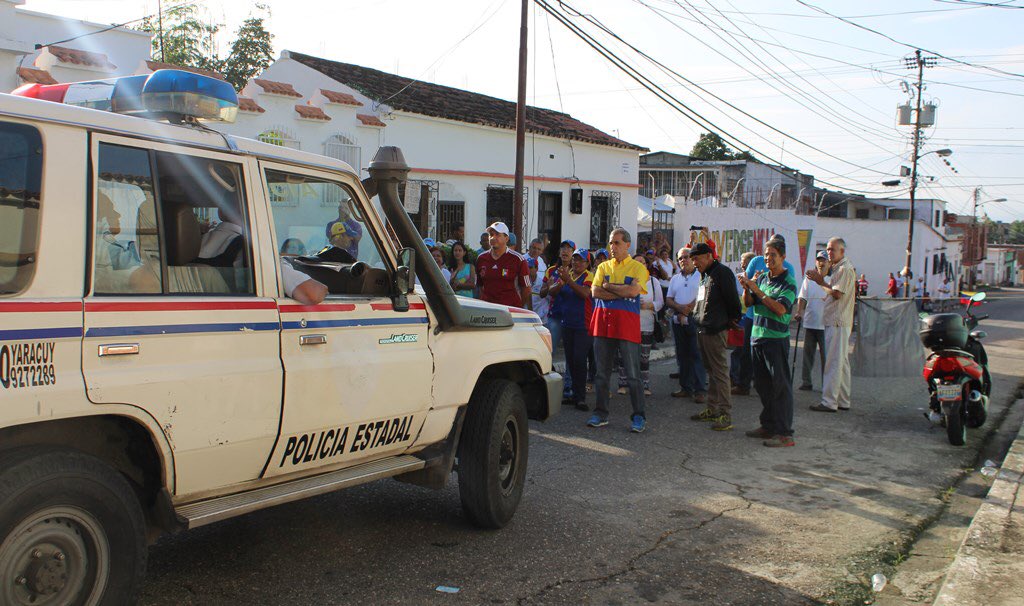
540, 371, 563, 421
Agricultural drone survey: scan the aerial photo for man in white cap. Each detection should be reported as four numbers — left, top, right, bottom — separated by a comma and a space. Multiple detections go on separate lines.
476, 222, 532, 309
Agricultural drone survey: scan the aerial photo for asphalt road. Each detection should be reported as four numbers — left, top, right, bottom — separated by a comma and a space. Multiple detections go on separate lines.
140, 289, 1024, 605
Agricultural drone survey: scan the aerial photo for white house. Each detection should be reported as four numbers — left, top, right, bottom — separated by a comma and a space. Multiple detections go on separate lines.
214, 50, 645, 255
0, 0, 151, 93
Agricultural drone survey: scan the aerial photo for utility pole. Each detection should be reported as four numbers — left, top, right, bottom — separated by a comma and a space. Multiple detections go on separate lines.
969, 187, 980, 289
157, 0, 165, 62
513, 0, 528, 246
902, 50, 936, 297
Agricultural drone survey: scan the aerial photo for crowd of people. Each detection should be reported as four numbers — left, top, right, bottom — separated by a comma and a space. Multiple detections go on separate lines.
422, 222, 862, 447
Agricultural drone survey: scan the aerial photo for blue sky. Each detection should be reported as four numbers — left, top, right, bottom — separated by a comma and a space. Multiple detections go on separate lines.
25, 0, 1024, 221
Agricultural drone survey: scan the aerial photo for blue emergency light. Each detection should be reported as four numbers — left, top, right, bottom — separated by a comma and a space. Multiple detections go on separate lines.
12, 69, 239, 123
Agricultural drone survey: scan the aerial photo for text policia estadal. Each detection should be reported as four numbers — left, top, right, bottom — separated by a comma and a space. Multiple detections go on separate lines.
279, 415, 415, 467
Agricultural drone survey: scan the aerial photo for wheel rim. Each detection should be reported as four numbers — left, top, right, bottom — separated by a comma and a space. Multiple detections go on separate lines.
0, 506, 109, 606
497, 416, 521, 496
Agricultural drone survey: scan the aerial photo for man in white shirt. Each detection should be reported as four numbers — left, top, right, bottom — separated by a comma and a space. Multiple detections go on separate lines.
280, 260, 328, 305
807, 238, 857, 412
528, 238, 549, 321
794, 251, 829, 391
665, 246, 707, 402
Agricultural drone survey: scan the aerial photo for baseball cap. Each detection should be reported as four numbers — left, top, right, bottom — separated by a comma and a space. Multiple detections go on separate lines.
690, 242, 714, 257
572, 248, 591, 262
815, 250, 828, 261
328, 221, 348, 238
509, 233, 517, 247
646, 249, 656, 255
423, 237, 437, 248
560, 239, 576, 249
486, 221, 510, 235
596, 248, 609, 258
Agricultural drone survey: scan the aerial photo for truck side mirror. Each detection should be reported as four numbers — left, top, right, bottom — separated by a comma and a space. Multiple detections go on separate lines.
392, 247, 415, 312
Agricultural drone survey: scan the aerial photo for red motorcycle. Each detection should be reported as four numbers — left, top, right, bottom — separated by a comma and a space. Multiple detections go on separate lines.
920, 292, 990, 446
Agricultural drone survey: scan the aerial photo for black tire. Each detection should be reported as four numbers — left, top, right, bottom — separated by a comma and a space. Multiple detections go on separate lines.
457, 379, 529, 529
0, 448, 147, 606
945, 403, 966, 446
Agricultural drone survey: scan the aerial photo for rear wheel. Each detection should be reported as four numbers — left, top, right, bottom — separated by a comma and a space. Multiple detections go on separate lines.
457, 379, 529, 529
0, 448, 147, 606
945, 402, 967, 446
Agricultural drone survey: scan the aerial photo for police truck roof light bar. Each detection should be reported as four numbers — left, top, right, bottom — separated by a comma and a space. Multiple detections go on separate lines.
11, 69, 238, 124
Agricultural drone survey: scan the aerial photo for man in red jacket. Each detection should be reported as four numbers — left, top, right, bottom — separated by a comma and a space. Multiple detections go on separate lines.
476, 222, 532, 309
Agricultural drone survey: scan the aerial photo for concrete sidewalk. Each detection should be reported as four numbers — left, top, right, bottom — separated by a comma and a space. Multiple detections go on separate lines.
933, 400, 1024, 606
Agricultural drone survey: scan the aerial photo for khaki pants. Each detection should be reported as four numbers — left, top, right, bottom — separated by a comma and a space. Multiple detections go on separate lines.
821, 325, 852, 410
698, 331, 731, 414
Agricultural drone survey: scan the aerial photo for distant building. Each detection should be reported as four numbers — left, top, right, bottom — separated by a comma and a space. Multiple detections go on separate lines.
639, 151, 814, 210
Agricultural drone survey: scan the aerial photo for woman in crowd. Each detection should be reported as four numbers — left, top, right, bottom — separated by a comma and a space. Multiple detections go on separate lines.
616, 253, 663, 396
546, 248, 594, 411
430, 246, 451, 282
448, 241, 476, 297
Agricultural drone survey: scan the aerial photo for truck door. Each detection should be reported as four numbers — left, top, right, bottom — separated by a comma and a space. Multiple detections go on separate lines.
81, 137, 282, 497
257, 163, 432, 479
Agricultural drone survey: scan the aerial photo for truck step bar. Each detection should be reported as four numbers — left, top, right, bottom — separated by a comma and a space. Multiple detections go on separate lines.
176, 455, 426, 528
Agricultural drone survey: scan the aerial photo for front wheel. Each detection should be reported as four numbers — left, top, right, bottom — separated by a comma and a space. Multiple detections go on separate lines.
0, 448, 147, 606
945, 403, 967, 446
457, 379, 529, 529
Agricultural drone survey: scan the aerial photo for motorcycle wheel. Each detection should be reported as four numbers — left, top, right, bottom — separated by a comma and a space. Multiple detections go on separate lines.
945, 402, 966, 446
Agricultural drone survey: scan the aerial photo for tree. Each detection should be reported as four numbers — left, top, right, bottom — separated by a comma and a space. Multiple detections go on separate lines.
689, 132, 756, 162
135, 2, 275, 91
689, 132, 732, 161
222, 9, 274, 91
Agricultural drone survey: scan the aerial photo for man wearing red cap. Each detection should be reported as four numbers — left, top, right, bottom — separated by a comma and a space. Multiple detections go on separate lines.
476, 222, 532, 309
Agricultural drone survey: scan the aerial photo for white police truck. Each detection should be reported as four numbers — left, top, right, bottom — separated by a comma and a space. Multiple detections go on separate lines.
0, 70, 560, 604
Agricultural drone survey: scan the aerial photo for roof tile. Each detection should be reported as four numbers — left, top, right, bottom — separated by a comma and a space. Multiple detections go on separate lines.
238, 97, 265, 113
44, 45, 116, 71
146, 60, 225, 81
320, 89, 363, 106
253, 78, 303, 97
289, 51, 644, 151
296, 104, 331, 121
17, 67, 57, 85
357, 113, 387, 128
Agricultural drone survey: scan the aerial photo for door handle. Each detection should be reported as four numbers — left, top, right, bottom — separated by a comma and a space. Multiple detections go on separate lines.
300, 334, 327, 346
98, 343, 140, 357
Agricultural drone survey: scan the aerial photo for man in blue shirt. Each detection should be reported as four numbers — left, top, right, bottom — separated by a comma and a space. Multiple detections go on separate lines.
733, 235, 795, 396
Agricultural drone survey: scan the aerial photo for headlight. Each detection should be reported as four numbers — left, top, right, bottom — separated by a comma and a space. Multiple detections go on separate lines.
534, 325, 552, 353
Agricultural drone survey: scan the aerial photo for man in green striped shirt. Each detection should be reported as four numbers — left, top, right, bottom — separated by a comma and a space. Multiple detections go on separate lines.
738, 238, 797, 448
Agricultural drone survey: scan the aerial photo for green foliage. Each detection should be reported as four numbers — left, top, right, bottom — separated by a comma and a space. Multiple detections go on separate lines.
689, 132, 756, 162
987, 220, 1024, 245
135, 2, 274, 91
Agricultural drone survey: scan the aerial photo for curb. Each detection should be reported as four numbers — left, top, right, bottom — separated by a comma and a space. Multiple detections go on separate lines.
933, 399, 1024, 606
552, 345, 675, 375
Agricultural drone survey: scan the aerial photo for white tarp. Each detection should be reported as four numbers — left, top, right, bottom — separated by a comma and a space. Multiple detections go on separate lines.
852, 298, 924, 377
637, 194, 675, 229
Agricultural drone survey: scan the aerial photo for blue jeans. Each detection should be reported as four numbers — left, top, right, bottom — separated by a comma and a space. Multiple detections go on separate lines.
561, 327, 591, 406
672, 320, 707, 394
594, 336, 645, 421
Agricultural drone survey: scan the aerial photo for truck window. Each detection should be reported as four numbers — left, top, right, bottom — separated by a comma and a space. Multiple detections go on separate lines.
0, 122, 43, 295
94, 143, 255, 295
265, 169, 388, 294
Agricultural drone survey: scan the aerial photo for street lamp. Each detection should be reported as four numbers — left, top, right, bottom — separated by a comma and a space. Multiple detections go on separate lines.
968, 189, 1008, 288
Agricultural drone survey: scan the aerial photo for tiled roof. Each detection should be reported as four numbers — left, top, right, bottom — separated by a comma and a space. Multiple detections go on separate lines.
146, 60, 224, 81
238, 97, 265, 113
357, 114, 387, 127
296, 104, 331, 121
253, 78, 302, 97
17, 67, 57, 85
44, 45, 116, 70
320, 89, 363, 106
289, 51, 645, 151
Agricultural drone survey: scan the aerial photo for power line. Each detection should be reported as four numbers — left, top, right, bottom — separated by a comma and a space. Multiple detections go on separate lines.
794, 0, 1024, 80
536, 0, 895, 194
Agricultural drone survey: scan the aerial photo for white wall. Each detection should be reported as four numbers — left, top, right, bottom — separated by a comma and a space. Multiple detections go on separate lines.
673, 204, 960, 297
0, 1, 151, 92
218, 54, 640, 250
